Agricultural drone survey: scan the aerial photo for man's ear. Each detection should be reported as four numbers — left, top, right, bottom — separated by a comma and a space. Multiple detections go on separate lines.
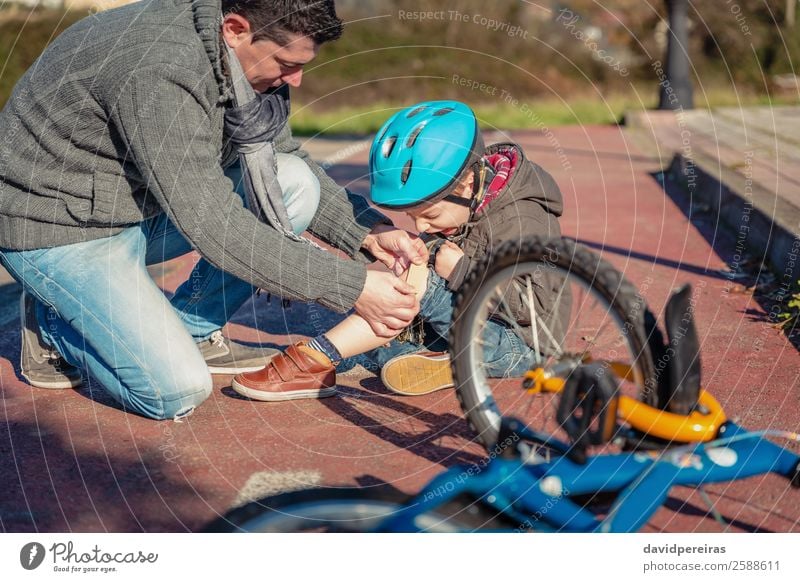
221, 13, 252, 48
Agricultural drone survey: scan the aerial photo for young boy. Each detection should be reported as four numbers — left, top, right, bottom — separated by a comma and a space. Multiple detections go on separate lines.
231, 101, 565, 401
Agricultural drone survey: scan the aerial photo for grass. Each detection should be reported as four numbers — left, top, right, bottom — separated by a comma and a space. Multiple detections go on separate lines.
289, 95, 643, 136
291, 86, 799, 136
776, 282, 800, 332
0, 8, 86, 107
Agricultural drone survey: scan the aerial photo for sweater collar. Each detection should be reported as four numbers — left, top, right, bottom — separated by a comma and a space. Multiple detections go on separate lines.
185, 0, 233, 104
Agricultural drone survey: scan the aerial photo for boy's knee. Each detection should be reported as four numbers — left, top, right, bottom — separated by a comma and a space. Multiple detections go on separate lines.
403, 263, 430, 299
416, 269, 455, 330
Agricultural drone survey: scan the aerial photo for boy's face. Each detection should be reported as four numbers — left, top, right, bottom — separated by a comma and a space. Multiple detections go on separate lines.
406, 174, 473, 236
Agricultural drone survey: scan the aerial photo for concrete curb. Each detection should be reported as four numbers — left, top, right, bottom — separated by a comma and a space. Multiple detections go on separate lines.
666, 151, 800, 290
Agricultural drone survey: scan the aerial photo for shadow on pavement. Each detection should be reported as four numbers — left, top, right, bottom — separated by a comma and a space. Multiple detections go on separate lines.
662, 495, 773, 533
320, 376, 484, 469
573, 238, 731, 282
650, 171, 800, 352
232, 297, 347, 340
0, 416, 213, 532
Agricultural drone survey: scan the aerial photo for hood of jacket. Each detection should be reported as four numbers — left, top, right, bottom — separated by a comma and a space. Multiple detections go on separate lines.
482, 143, 564, 218
183, 0, 233, 104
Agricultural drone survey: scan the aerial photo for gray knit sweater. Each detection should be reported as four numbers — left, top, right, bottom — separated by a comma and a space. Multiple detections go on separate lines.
0, 0, 387, 313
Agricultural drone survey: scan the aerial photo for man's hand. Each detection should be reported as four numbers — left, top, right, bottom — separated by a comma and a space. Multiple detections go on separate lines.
355, 271, 420, 338
362, 224, 428, 276
434, 241, 464, 281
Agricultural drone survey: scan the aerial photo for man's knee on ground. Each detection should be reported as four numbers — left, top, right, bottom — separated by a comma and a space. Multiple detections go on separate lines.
144, 368, 213, 421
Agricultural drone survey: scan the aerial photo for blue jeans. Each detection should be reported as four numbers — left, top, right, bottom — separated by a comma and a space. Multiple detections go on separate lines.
0, 154, 320, 420
346, 270, 537, 377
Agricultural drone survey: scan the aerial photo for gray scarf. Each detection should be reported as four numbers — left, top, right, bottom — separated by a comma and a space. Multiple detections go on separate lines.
223, 40, 313, 245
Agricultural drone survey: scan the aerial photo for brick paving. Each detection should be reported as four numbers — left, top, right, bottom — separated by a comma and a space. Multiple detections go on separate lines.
1, 125, 798, 532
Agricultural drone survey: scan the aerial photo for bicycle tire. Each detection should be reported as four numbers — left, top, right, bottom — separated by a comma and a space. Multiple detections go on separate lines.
450, 236, 658, 448
203, 487, 515, 532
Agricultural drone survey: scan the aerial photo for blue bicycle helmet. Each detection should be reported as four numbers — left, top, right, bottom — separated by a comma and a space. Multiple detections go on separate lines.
369, 101, 484, 209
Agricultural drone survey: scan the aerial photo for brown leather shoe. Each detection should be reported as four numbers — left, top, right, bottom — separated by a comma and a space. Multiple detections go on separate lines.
231, 343, 336, 402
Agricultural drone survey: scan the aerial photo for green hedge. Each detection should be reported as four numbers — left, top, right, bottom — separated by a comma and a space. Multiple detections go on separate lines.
0, 9, 86, 108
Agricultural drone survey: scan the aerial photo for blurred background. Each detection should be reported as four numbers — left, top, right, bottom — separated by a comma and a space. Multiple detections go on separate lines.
1, 0, 798, 134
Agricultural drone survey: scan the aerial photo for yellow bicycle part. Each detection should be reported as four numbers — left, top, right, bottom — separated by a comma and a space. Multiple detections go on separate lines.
523, 367, 566, 395
523, 366, 727, 443
617, 390, 726, 443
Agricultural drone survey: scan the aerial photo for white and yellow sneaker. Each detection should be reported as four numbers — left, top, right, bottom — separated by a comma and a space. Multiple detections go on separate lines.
380, 351, 454, 396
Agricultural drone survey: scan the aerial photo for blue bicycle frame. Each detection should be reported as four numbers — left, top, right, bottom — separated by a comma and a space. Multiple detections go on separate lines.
376, 421, 800, 532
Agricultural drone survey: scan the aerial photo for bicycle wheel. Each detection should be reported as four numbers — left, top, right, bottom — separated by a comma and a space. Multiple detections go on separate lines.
451, 236, 657, 449
204, 488, 509, 532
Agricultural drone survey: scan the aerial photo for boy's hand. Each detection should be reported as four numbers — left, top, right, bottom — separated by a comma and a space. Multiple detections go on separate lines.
434, 241, 464, 280
362, 224, 428, 276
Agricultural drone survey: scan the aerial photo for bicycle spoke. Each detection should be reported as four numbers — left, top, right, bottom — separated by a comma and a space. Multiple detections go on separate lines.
513, 277, 563, 358
524, 276, 541, 362
511, 275, 542, 365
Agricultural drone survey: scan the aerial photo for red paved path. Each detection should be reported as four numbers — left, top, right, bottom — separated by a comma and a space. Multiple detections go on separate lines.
1, 125, 798, 532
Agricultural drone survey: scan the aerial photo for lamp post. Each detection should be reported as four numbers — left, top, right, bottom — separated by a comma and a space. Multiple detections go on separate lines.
659, 0, 694, 110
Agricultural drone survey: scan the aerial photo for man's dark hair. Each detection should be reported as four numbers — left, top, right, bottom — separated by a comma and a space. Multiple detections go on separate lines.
222, 0, 343, 45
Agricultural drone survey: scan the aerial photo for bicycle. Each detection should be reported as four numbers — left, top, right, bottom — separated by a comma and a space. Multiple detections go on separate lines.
206, 237, 800, 532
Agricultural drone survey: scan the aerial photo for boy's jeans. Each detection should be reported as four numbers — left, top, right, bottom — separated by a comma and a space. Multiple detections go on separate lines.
0, 154, 320, 420
348, 270, 537, 377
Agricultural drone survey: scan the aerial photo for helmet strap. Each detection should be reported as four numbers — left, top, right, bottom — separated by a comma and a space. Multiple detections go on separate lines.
443, 194, 472, 207
443, 158, 487, 209
471, 158, 488, 209
442, 158, 488, 244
